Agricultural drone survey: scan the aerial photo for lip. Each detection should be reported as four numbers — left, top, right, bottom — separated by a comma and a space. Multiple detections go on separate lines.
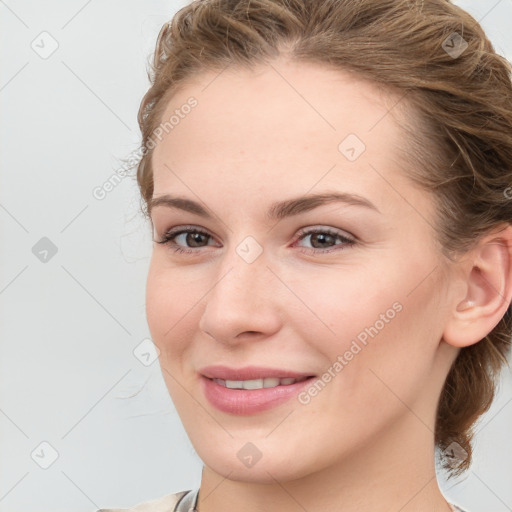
198, 365, 315, 381
198, 365, 317, 415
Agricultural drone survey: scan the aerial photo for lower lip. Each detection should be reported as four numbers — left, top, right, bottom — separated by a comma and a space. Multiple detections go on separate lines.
200, 375, 316, 415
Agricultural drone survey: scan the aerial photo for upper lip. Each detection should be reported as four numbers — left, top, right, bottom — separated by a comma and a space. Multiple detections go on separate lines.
199, 365, 315, 381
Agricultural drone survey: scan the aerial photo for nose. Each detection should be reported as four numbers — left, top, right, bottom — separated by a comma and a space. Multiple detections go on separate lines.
198, 248, 283, 344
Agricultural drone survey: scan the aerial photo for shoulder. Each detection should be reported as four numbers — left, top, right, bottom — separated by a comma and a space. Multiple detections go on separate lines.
95, 489, 192, 512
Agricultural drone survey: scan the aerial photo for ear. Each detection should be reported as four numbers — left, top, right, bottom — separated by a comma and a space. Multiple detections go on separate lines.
442, 223, 512, 348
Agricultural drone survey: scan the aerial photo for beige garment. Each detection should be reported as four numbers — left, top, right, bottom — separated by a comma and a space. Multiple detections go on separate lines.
96, 490, 190, 512
96, 488, 470, 512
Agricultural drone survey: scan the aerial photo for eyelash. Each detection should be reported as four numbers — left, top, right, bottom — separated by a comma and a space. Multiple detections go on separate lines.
155, 225, 356, 255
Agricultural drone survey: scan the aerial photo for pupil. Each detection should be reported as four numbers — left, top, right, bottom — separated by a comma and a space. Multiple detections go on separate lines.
313, 233, 333, 248
188, 233, 206, 247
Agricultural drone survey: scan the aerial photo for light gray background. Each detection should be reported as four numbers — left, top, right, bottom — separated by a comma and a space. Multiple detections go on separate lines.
1, 1, 511, 511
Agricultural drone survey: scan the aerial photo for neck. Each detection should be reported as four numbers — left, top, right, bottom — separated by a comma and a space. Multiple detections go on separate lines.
195, 414, 453, 512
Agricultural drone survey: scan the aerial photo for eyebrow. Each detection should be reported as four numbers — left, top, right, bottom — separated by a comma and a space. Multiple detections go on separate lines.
148, 191, 380, 220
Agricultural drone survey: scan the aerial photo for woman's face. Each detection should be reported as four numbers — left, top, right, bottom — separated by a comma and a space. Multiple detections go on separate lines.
146, 59, 459, 482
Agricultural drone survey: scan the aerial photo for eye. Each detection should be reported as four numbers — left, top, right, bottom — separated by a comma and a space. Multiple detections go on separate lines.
155, 226, 218, 254
294, 227, 356, 254
155, 225, 356, 255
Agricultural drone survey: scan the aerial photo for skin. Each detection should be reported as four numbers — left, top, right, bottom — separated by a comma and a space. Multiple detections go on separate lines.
146, 58, 512, 512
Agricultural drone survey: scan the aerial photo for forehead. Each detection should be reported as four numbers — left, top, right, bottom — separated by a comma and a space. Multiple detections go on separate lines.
151, 59, 412, 205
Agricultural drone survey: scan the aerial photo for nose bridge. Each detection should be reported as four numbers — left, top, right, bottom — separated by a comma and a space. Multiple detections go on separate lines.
209, 244, 270, 311
199, 242, 281, 340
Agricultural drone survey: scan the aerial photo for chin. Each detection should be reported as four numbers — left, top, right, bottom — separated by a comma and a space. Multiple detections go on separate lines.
196, 442, 316, 483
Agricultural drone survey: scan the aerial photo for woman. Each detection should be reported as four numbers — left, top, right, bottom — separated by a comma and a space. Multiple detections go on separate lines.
99, 0, 512, 511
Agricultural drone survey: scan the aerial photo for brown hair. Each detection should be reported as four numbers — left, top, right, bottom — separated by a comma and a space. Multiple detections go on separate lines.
136, 0, 512, 476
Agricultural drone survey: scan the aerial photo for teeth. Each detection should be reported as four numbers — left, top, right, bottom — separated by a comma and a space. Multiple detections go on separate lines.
213, 376, 308, 390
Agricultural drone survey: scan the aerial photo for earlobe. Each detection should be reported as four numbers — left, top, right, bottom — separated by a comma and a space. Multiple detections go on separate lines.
443, 224, 512, 348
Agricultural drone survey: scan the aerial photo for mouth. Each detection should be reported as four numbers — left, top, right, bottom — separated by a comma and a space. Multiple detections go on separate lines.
206, 375, 314, 390
200, 373, 317, 415
198, 365, 318, 414
199, 364, 316, 382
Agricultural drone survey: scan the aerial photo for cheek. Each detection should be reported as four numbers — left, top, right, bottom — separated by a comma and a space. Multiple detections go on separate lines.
289, 261, 442, 386
145, 259, 198, 357
283, 266, 402, 351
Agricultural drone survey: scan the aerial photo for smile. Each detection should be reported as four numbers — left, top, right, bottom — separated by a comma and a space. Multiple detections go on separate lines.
211, 376, 311, 390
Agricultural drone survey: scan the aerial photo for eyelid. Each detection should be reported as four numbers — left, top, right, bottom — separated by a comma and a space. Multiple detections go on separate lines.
155, 224, 219, 245
294, 225, 356, 242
